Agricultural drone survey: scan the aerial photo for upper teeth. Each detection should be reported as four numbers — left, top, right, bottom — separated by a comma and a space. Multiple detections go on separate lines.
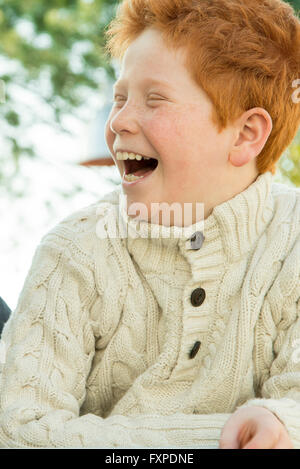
116, 151, 151, 161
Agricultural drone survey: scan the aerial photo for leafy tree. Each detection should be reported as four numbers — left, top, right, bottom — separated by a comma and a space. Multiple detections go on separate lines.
279, 132, 300, 187
289, 0, 300, 10
0, 0, 118, 193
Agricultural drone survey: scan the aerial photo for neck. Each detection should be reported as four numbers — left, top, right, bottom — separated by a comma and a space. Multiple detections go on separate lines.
135, 166, 261, 228
202, 166, 260, 222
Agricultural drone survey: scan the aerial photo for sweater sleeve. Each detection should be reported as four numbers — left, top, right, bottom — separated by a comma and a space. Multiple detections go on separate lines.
0, 228, 231, 449
236, 296, 300, 449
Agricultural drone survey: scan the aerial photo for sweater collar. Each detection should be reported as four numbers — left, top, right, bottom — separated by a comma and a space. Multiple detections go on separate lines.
114, 171, 274, 262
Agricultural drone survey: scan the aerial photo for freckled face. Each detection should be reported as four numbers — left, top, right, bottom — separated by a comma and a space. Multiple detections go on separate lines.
105, 27, 233, 224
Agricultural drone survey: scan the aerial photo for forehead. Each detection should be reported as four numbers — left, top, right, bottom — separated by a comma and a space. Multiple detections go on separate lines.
117, 28, 188, 83
113, 77, 177, 91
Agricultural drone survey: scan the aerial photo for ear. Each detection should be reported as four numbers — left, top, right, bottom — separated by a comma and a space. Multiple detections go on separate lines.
228, 108, 273, 168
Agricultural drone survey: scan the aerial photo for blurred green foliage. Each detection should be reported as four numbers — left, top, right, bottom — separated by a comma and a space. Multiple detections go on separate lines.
0, 0, 299, 189
0, 0, 118, 190
279, 133, 300, 187
288, 0, 300, 9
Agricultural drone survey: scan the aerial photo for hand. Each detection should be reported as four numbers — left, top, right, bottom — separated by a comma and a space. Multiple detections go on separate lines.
219, 406, 294, 449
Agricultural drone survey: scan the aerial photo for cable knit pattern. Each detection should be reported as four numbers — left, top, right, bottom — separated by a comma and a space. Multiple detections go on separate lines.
0, 171, 300, 448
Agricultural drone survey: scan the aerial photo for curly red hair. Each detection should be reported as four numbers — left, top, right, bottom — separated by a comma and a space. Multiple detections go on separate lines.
104, 0, 300, 175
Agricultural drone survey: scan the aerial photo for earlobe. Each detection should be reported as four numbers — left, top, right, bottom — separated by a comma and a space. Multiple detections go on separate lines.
228, 150, 252, 167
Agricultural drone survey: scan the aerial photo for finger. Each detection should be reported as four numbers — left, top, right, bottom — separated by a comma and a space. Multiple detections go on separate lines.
242, 429, 278, 449
272, 438, 294, 449
219, 419, 241, 449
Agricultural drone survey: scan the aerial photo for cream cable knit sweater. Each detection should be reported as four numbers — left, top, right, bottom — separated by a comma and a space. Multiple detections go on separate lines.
0, 171, 300, 448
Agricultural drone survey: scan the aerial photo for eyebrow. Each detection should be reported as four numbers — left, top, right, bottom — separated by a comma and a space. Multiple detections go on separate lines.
113, 78, 174, 91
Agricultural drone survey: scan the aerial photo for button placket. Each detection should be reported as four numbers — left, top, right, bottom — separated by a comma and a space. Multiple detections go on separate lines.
175, 232, 206, 370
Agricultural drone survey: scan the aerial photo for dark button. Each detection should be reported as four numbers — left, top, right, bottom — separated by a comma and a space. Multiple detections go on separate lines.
191, 288, 206, 307
190, 231, 205, 250
189, 341, 201, 359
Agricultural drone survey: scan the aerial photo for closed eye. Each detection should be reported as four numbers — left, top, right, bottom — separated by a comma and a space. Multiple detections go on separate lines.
112, 95, 165, 102
148, 94, 165, 100
113, 95, 125, 102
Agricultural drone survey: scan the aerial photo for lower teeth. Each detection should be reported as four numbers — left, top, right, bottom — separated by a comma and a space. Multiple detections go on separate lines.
124, 173, 144, 182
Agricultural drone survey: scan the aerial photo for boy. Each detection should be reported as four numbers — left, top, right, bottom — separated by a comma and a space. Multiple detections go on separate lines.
0, 0, 299, 449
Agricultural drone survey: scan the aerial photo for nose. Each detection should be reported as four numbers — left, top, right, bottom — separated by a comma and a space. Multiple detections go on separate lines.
109, 102, 140, 135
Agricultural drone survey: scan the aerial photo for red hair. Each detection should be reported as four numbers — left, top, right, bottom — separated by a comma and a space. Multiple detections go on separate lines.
104, 0, 300, 175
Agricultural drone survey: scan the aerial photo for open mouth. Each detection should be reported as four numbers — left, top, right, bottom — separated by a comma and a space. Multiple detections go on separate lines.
124, 157, 159, 178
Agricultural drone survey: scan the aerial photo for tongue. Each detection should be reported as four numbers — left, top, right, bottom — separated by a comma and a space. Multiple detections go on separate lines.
132, 167, 154, 177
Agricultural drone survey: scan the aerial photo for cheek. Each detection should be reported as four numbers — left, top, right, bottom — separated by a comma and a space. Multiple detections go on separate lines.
146, 110, 187, 151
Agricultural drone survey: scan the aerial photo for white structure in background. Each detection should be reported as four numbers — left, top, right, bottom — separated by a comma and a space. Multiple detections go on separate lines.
84, 61, 121, 167
86, 99, 115, 166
